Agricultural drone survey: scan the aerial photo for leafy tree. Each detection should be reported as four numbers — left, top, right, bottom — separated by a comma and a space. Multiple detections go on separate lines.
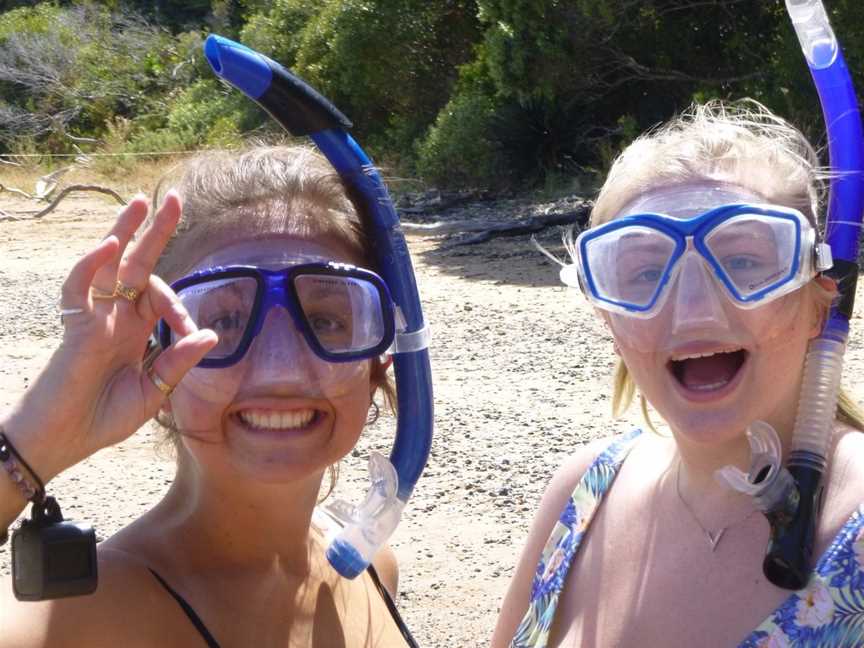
288, 0, 481, 166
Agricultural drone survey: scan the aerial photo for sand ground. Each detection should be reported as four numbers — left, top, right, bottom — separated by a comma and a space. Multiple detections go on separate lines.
2, 191, 864, 647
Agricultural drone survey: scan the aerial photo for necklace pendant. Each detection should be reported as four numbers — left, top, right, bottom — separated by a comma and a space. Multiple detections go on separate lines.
706, 528, 725, 551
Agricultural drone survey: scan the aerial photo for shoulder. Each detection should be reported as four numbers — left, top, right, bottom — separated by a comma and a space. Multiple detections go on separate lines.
370, 544, 399, 598
491, 432, 631, 648
541, 431, 639, 519
827, 427, 864, 516
0, 546, 181, 648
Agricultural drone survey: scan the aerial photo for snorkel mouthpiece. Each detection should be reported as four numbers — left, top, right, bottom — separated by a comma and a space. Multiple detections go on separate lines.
717, 1, 864, 590
204, 34, 434, 578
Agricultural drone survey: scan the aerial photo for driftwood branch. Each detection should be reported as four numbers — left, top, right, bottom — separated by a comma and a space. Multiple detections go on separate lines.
31, 184, 126, 219
403, 205, 590, 248
0, 183, 34, 199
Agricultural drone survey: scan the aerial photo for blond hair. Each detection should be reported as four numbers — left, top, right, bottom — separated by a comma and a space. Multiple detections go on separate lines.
588, 100, 864, 432
148, 145, 397, 462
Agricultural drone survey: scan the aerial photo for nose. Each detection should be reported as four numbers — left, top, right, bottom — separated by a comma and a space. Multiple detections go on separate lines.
244, 305, 317, 382
669, 251, 731, 335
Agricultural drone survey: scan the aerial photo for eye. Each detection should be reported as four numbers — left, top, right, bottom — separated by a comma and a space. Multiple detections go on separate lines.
723, 255, 762, 271
209, 311, 246, 333
630, 266, 663, 283
309, 314, 347, 334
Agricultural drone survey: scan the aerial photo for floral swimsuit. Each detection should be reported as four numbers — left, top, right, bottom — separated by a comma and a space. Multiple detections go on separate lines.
511, 429, 864, 647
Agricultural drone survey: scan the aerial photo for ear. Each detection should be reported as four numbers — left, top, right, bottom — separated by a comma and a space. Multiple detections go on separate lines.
808, 275, 837, 338
369, 354, 393, 399
378, 354, 394, 372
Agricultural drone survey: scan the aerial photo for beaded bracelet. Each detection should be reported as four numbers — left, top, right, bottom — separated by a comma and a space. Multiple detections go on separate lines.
1, 430, 45, 546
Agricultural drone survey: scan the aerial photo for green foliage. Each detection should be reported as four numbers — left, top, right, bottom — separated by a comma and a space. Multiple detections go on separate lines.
166, 78, 265, 145
4, 0, 864, 191
416, 85, 503, 188
288, 0, 481, 166
239, 0, 317, 65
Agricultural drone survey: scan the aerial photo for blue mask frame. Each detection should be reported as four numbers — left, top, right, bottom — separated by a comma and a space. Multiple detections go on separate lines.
159, 263, 397, 367
576, 204, 814, 316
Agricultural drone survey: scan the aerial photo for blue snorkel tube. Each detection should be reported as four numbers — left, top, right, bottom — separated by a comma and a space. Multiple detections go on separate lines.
716, 1, 863, 590
202, 35, 434, 578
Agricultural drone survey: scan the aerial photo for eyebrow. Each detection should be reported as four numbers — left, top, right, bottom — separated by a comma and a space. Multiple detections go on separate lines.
708, 229, 776, 246
615, 233, 673, 254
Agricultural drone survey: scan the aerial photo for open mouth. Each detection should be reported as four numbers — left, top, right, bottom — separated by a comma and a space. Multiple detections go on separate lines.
235, 408, 323, 432
668, 347, 748, 394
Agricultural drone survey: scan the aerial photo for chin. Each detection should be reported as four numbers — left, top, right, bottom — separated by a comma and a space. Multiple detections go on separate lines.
664, 410, 753, 446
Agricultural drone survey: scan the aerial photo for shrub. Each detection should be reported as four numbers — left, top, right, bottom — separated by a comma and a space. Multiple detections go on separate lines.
416, 86, 503, 189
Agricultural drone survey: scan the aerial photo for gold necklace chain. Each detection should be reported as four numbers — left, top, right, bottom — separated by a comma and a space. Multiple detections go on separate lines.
675, 459, 759, 552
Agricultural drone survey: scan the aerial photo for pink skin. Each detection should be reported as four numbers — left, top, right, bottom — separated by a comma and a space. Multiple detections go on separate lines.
607, 184, 827, 461
162, 235, 375, 485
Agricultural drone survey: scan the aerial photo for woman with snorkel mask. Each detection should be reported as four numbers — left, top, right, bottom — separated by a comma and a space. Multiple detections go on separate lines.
493, 0, 864, 643
492, 100, 864, 647
0, 144, 422, 647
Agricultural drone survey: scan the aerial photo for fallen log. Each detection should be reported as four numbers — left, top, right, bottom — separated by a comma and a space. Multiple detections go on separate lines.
402, 205, 589, 247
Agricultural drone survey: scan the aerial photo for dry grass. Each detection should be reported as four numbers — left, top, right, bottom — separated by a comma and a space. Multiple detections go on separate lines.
0, 155, 197, 202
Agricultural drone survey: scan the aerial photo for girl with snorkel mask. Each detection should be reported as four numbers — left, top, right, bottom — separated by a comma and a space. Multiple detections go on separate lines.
0, 35, 431, 646
493, 2, 864, 645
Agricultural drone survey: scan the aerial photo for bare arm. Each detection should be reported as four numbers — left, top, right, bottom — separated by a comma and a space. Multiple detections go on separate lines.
0, 194, 215, 541
491, 437, 612, 648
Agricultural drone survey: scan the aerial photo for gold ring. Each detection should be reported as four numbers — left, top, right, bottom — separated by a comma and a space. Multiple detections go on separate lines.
113, 281, 140, 302
147, 366, 174, 397
90, 281, 140, 302
90, 287, 117, 300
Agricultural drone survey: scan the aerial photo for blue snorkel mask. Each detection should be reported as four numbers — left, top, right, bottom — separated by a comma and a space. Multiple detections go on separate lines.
201, 35, 434, 579
712, 0, 864, 590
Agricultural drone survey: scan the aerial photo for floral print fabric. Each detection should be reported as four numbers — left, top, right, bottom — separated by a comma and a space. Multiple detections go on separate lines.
510, 429, 864, 648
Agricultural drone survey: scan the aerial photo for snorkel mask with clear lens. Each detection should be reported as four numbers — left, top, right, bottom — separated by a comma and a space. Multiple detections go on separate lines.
561, 191, 833, 354
198, 35, 434, 579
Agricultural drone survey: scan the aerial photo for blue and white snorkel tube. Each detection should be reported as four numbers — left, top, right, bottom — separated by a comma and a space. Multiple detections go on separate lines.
716, 0, 864, 590
202, 35, 434, 579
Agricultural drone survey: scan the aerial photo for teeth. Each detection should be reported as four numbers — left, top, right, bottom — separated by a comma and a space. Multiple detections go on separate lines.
690, 380, 730, 391
671, 346, 743, 362
239, 409, 315, 430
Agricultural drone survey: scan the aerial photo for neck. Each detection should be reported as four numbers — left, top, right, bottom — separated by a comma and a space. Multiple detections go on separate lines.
153, 447, 327, 576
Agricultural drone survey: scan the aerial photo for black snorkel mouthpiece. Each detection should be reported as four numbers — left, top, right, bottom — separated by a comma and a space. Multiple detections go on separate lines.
763, 459, 821, 590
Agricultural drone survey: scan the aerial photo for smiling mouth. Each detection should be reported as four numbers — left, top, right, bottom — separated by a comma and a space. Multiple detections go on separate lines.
236, 408, 322, 431
668, 347, 748, 393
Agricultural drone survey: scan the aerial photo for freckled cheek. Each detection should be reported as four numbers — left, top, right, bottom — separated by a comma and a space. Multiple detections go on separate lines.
619, 348, 667, 400
168, 368, 245, 439
328, 367, 374, 451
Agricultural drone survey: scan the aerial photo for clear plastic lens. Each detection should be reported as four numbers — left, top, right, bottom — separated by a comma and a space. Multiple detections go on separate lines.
705, 215, 797, 298
177, 273, 387, 359
585, 227, 676, 308
177, 277, 258, 359
295, 274, 386, 353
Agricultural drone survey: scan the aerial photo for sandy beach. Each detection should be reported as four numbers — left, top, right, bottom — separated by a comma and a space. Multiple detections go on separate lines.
2, 190, 864, 647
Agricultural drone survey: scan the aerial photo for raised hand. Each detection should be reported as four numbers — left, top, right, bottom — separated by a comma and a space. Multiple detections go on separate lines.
4, 191, 217, 483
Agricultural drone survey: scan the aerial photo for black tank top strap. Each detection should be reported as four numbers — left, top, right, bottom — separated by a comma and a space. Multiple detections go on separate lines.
366, 563, 421, 648
149, 568, 221, 648
149, 564, 418, 647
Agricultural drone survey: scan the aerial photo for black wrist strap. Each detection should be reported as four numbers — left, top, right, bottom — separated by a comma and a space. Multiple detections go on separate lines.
0, 431, 46, 501
1, 431, 46, 547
